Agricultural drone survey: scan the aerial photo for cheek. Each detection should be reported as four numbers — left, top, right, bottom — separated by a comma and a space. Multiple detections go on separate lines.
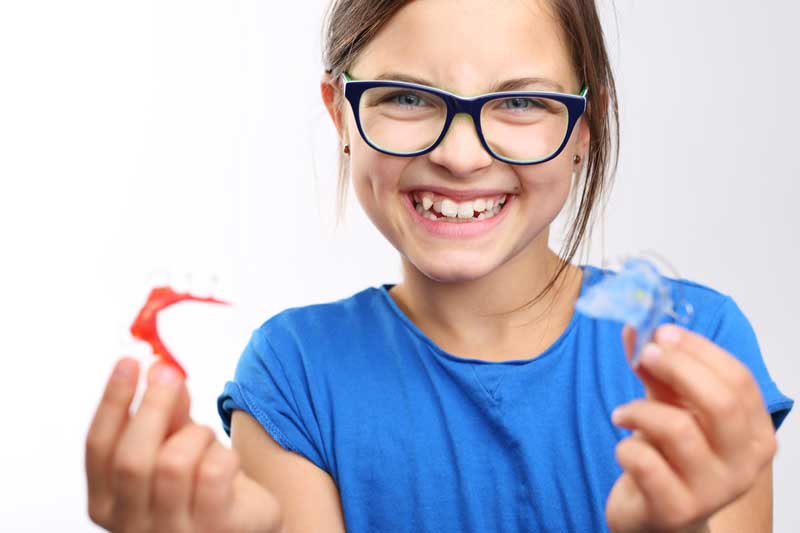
348, 146, 414, 243
516, 156, 574, 204
345, 110, 401, 197
510, 159, 575, 239
349, 150, 407, 202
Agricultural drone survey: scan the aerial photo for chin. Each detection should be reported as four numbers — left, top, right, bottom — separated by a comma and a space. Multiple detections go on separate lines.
406, 251, 502, 283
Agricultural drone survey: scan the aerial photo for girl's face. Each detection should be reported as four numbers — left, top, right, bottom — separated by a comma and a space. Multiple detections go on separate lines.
324, 0, 589, 283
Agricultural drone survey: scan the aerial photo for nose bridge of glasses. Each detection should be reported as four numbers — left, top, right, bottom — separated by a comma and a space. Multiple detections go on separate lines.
440, 95, 484, 143
440, 111, 483, 149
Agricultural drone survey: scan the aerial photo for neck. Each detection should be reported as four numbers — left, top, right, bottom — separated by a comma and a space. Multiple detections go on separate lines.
389, 237, 584, 361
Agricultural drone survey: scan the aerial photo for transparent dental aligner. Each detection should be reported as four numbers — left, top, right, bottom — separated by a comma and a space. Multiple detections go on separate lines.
575, 257, 693, 365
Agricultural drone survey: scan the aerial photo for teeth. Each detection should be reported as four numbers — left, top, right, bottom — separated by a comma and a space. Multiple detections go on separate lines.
412, 192, 510, 222
457, 201, 474, 219
440, 199, 458, 218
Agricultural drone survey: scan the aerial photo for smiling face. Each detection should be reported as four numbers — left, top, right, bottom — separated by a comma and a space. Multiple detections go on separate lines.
323, 0, 590, 284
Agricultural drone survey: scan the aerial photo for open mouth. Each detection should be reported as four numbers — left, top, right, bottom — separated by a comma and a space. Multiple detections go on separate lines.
408, 192, 510, 223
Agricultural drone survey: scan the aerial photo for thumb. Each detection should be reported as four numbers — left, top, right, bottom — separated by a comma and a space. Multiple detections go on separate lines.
621, 325, 676, 403
146, 362, 192, 432
621, 324, 636, 364
168, 381, 191, 432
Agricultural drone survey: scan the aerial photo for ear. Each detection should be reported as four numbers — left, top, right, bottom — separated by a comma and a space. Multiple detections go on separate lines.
321, 72, 346, 138
575, 116, 590, 159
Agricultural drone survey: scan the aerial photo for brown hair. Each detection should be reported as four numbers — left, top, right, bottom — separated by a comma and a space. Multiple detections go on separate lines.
322, 0, 619, 310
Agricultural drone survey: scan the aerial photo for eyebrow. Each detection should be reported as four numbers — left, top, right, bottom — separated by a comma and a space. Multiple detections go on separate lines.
372, 71, 567, 94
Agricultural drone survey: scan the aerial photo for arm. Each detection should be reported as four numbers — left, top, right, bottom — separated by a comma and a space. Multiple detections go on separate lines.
708, 463, 772, 532
231, 410, 347, 533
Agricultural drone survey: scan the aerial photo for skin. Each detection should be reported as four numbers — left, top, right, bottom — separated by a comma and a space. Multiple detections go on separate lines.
85, 0, 776, 531
85, 360, 284, 532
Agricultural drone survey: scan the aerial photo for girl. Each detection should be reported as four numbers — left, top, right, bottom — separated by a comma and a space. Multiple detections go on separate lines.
85, 0, 793, 531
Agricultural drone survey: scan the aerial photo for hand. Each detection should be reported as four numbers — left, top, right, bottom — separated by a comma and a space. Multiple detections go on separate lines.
85, 358, 283, 533
605, 324, 776, 533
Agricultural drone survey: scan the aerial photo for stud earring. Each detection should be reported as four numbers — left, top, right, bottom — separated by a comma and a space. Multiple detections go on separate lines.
343, 144, 350, 155
573, 154, 582, 165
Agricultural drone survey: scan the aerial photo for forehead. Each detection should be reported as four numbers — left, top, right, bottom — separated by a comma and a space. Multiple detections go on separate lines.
350, 0, 577, 95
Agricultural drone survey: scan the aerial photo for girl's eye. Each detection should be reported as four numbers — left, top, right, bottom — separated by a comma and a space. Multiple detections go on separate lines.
500, 97, 546, 111
383, 92, 429, 107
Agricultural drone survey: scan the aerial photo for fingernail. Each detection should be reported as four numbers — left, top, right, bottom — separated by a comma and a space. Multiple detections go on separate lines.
611, 407, 626, 424
640, 342, 662, 363
112, 359, 136, 380
656, 324, 682, 345
153, 364, 179, 384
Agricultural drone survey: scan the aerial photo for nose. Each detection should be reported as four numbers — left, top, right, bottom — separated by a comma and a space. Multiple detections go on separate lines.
427, 114, 493, 177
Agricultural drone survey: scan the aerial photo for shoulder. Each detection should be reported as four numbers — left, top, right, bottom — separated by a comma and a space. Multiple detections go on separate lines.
260, 284, 385, 335
249, 285, 393, 365
581, 263, 793, 428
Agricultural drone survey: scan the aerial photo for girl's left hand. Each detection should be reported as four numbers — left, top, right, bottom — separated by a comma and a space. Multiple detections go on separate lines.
605, 324, 776, 533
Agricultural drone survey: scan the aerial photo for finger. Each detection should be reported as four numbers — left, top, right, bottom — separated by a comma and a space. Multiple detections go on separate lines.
622, 326, 675, 402
612, 399, 720, 485
145, 362, 191, 435
655, 325, 765, 413
167, 380, 191, 435
152, 423, 216, 529
111, 363, 185, 526
85, 357, 140, 526
615, 435, 697, 529
622, 324, 636, 363
193, 442, 240, 523
636, 342, 748, 451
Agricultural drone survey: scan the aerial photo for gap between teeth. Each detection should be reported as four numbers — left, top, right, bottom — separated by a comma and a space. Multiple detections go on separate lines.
413, 194, 507, 221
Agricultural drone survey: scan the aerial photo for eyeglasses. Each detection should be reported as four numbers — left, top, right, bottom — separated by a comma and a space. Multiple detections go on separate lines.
341, 72, 588, 165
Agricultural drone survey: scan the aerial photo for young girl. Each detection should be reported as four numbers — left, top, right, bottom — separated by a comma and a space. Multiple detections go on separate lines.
86, 0, 793, 531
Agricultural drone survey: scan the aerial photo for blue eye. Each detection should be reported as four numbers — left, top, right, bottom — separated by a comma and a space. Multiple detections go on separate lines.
382, 92, 429, 107
501, 97, 545, 110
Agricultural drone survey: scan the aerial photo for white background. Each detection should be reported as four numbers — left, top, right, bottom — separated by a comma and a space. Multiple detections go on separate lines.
1, 1, 797, 531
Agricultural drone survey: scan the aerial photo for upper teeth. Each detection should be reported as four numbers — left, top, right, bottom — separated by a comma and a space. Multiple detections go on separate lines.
413, 192, 508, 220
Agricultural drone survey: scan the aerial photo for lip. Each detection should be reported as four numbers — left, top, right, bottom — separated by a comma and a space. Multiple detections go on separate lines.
402, 192, 514, 239
404, 185, 513, 202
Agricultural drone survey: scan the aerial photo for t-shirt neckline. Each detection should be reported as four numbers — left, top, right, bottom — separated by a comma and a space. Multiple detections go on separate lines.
376, 264, 597, 366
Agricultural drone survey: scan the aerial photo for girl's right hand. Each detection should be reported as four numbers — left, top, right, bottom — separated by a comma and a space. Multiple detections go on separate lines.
85, 358, 284, 533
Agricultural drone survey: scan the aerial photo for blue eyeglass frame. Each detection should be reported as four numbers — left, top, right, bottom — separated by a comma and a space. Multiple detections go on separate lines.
341, 72, 588, 165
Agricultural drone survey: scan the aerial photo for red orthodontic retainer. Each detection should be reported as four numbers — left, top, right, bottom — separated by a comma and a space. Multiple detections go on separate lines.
129, 285, 230, 379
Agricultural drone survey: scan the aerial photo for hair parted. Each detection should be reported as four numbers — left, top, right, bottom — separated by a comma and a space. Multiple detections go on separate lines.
321, 0, 619, 310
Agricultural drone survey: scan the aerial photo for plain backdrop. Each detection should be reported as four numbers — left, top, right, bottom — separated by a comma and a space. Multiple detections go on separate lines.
1, 1, 797, 531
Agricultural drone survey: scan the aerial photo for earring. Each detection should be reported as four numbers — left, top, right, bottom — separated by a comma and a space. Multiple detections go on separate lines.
343, 144, 350, 155
573, 154, 582, 165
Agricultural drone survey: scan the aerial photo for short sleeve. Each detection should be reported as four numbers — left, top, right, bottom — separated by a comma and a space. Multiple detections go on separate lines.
217, 326, 328, 472
708, 296, 793, 430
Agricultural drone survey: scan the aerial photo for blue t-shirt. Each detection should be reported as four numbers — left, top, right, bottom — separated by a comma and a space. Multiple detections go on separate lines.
217, 264, 793, 532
